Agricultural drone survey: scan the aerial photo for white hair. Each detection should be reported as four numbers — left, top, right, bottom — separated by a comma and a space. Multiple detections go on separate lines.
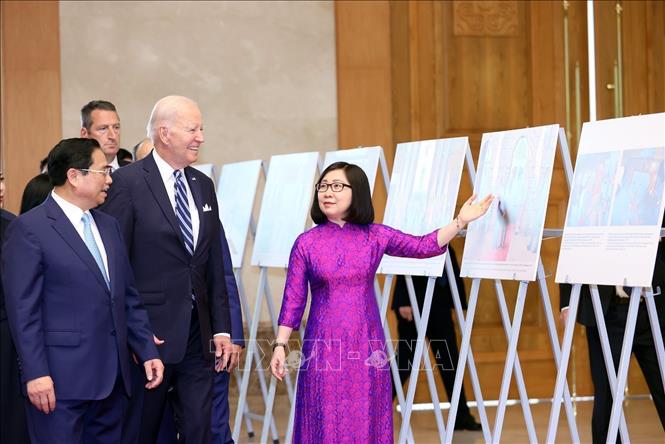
146, 95, 198, 141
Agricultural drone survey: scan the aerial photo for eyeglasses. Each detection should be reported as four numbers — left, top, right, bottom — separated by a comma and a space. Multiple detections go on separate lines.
315, 182, 352, 193
78, 166, 114, 176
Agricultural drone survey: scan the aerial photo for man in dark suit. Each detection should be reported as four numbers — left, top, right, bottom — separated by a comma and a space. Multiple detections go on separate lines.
2, 138, 163, 443
392, 246, 481, 431
560, 251, 665, 443
212, 230, 244, 443
0, 172, 30, 443
158, 228, 245, 444
100, 95, 235, 443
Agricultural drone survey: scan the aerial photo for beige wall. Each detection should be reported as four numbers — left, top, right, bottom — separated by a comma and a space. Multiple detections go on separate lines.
59, 1, 337, 163
59, 1, 337, 324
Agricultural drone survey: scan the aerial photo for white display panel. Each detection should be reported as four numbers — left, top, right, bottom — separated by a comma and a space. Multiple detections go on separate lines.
556, 113, 665, 287
192, 163, 216, 183
216, 160, 263, 268
460, 124, 559, 281
377, 138, 467, 277
322, 146, 382, 194
251, 152, 320, 268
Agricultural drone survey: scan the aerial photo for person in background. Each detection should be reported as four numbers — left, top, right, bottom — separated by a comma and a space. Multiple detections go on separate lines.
391, 245, 481, 431
117, 148, 134, 167
80, 100, 122, 170
20, 173, 53, 214
0, 171, 30, 443
133, 137, 154, 161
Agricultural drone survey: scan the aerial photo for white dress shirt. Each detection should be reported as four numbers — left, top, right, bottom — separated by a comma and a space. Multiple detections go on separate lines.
51, 190, 110, 278
152, 149, 200, 250
110, 156, 120, 171
151, 150, 228, 338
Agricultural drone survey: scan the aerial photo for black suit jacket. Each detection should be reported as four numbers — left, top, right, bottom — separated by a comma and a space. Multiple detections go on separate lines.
0, 209, 16, 322
560, 250, 665, 327
100, 152, 231, 364
392, 245, 468, 313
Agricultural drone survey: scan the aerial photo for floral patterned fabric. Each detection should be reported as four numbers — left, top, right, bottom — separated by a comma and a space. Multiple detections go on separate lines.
278, 222, 447, 443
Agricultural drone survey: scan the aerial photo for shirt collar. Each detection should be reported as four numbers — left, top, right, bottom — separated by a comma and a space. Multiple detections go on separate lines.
109, 156, 120, 170
152, 148, 183, 183
50, 190, 89, 227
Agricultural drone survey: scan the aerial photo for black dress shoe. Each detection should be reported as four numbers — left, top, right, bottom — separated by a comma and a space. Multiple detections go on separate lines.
454, 415, 482, 431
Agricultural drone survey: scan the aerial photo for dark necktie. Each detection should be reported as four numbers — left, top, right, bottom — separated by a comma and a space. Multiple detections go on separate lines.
174, 170, 194, 255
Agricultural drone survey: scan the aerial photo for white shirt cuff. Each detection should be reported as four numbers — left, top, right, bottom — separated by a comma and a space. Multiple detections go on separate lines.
214, 333, 231, 338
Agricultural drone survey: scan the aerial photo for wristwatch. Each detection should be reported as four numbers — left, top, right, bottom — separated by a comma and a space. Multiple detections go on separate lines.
271, 341, 288, 352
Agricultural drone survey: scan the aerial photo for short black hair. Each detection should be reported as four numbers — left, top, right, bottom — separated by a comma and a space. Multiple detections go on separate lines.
117, 148, 133, 166
39, 157, 48, 173
47, 138, 100, 187
20, 173, 53, 214
310, 161, 374, 225
80, 100, 117, 130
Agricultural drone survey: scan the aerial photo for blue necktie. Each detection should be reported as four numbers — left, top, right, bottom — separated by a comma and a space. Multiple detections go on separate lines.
82, 213, 110, 289
174, 170, 194, 255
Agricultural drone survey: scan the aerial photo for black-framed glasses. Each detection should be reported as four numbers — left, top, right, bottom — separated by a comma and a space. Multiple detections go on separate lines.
78, 166, 114, 176
315, 182, 352, 193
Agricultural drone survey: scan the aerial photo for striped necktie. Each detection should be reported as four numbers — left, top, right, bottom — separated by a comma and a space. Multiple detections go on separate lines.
81, 213, 110, 289
174, 170, 194, 255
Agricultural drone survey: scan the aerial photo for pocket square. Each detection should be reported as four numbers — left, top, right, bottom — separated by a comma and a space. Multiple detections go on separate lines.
202, 204, 212, 212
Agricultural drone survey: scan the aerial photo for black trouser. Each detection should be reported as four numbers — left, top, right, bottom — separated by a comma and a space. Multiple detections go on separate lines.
123, 308, 213, 444
586, 301, 665, 444
0, 318, 30, 444
392, 308, 473, 420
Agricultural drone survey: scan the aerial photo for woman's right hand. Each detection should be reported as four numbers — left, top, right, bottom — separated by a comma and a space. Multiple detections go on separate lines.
270, 346, 288, 381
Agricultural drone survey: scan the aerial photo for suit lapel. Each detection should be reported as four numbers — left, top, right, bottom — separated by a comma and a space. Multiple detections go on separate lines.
185, 167, 205, 256
45, 197, 110, 293
142, 153, 186, 248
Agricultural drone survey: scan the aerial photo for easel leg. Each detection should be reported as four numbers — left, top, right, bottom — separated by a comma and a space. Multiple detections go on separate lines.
644, 289, 665, 395
405, 277, 446, 442
375, 278, 416, 444
398, 278, 436, 444
444, 278, 483, 444
536, 261, 580, 442
445, 258, 491, 443
546, 283, 581, 442
492, 281, 529, 442
606, 288, 641, 444
233, 267, 268, 441
589, 285, 630, 442
494, 280, 537, 443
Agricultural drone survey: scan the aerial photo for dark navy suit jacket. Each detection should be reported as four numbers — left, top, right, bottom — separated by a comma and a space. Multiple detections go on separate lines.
100, 152, 232, 363
1, 196, 158, 400
220, 230, 244, 347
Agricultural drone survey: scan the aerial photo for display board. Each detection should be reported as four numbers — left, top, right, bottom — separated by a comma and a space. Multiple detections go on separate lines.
556, 113, 665, 286
216, 160, 263, 268
322, 146, 382, 194
192, 163, 216, 183
460, 124, 559, 281
251, 152, 320, 268
377, 138, 467, 276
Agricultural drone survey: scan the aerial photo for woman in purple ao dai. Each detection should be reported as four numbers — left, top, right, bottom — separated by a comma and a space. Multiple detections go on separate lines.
270, 162, 493, 443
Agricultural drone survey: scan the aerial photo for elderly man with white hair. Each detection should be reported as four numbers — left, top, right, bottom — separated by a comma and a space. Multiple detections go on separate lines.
100, 95, 237, 443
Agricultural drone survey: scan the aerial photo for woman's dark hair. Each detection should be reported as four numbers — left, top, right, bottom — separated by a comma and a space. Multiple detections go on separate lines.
20, 173, 53, 214
310, 161, 374, 225
47, 138, 100, 186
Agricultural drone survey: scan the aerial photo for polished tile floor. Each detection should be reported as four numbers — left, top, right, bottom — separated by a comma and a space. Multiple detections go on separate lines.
231, 394, 665, 443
